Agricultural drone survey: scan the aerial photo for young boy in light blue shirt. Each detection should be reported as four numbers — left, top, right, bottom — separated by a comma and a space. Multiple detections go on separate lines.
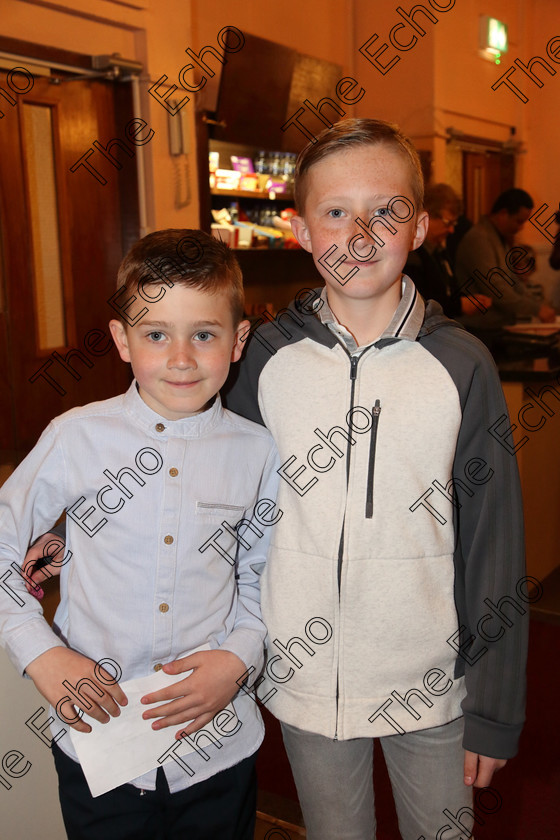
0, 229, 279, 839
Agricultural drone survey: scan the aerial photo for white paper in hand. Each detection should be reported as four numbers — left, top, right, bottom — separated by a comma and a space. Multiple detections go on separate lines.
69, 645, 232, 797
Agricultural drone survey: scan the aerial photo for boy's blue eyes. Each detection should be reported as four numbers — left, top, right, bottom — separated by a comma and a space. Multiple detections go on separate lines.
328, 207, 390, 219
146, 331, 213, 342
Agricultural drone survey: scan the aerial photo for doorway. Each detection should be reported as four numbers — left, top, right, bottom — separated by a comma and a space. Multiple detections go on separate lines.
462, 149, 515, 223
0, 55, 139, 465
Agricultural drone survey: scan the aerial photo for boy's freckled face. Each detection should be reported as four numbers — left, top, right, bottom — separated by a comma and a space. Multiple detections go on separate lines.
109, 284, 248, 421
292, 144, 427, 304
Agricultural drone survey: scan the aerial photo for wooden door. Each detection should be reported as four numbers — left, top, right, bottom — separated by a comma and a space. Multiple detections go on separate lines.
462, 150, 515, 223
0, 70, 137, 464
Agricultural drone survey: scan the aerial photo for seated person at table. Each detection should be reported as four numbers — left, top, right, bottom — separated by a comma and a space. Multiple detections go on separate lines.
455, 188, 555, 327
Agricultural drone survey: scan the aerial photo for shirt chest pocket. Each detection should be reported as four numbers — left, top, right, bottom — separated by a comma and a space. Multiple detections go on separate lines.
195, 502, 251, 566
196, 501, 247, 519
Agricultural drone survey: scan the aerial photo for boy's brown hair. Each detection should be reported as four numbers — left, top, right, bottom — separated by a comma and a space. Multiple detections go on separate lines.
294, 118, 424, 217
117, 229, 244, 325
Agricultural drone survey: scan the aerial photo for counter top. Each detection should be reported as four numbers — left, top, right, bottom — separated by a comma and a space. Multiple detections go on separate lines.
468, 324, 560, 382
498, 358, 560, 382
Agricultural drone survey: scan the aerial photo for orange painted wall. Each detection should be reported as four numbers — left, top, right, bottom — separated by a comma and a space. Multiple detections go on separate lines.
350, 0, 559, 244
191, 0, 352, 68
516, 0, 560, 248
352, 0, 436, 145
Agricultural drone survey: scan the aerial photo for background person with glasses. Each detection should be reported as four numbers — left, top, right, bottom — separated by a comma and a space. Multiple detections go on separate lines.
405, 184, 492, 317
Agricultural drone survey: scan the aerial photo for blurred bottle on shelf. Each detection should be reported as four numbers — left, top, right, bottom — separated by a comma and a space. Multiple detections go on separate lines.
255, 150, 266, 174
282, 152, 296, 184
270, 152, 282, 177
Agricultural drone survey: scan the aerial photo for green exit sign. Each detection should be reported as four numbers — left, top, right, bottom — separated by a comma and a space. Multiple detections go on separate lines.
480, 16, 508, 64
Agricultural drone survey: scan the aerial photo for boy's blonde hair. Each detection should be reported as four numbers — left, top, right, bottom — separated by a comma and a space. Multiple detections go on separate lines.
294, 118, 424, 217
117, 229, 244, 326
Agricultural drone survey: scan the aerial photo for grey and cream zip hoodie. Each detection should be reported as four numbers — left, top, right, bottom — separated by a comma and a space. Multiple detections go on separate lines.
224, 277, 528, 760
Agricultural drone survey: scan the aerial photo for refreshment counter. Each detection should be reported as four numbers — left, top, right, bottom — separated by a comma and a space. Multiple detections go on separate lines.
498, 355, 560, 584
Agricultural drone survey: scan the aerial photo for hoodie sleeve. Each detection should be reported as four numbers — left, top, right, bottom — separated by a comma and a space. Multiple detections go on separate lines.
224, 293, 326, 423
223, 318, 288, 425
422, 326, 528, 759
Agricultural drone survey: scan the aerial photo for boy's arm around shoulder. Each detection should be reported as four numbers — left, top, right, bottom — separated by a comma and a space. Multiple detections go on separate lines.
0, 422, 69, 674
448, 330, 528, 760
218, 435, 281, 682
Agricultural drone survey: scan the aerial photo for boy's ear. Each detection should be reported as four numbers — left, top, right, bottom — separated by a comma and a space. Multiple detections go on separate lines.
410, 209, 429, 251
231, 319, 251, 363
109, 319, 132, 363
290, 215, 313, 253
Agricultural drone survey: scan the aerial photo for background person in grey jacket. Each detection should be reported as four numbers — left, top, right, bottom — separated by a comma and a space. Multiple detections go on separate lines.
455, 188, 556, 328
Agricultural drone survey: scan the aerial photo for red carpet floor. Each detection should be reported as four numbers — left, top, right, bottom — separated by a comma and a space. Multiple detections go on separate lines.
256, 618, 560, 839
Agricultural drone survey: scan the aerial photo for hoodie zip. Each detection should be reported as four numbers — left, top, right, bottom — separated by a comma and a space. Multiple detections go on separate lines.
334, 354, 358, 739
365, 400, 382, 518
334, 352, 383, 738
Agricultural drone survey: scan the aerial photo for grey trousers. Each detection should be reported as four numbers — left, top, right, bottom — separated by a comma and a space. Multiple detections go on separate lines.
281, 717, 474, 840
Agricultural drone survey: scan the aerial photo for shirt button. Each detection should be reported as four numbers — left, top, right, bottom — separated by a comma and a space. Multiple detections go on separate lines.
169, 468, 178, 477
154, 663, 163, 672
164, 535, 174, 545
159, 603, 169, 613
155, 423, 165, 432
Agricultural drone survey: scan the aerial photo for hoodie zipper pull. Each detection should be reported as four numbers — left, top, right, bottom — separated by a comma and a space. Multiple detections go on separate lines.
365, 400, 381, 519
350, 356, 358, 381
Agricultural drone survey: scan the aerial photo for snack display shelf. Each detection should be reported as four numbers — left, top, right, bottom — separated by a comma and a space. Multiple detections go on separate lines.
211, 188, 294, 201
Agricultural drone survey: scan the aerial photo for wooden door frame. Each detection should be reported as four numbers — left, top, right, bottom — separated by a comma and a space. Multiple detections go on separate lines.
0, 35, 140, 256
456, 136, 516, 224
0, 38, 140, 460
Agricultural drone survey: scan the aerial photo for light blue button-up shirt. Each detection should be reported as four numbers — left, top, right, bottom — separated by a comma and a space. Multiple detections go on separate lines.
0, 382, 280, 791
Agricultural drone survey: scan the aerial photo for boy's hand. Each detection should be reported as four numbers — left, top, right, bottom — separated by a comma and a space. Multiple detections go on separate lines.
140, 650, 247, 740
463, 750, 507, 787
25, 647, 128, 733
22, 533, 66, 599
